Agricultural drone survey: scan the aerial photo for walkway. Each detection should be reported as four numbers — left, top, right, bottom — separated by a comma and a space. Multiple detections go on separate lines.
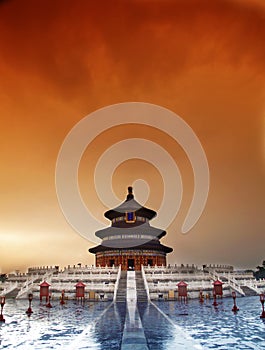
121, 271, 148, 349
93, 270, 204, 349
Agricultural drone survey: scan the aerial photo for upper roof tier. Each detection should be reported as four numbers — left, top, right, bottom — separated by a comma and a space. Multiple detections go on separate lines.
104, 186, 157, 221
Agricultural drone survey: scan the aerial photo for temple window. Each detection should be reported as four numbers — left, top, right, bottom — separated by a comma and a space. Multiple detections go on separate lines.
125, 211, 136, 223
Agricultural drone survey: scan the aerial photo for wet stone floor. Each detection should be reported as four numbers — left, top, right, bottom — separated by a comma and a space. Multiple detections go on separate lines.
0, 296, 265, 349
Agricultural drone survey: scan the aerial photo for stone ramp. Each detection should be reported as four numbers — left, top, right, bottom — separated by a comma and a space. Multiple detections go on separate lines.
1, 283, 19, 298
4, 287, 20, 298
121, 271, 148, 349
115, 270, 203, 349
241, 286, 259, 296
121, 310, 148, 350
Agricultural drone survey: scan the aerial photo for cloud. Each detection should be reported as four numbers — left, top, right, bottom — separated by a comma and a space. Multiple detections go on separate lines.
0, 0, 264, 272
0, 0, 265, 102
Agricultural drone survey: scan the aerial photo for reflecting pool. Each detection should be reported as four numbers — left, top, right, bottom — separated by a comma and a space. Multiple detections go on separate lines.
0, 296, 264, 349
153, 296, 265, 349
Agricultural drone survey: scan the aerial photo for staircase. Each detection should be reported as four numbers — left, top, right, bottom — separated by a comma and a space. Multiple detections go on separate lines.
115, 271, 127, 302
241, 286, 258, 296
115, 270, 148, 303
16, 271, 53, 299
209, 270, 245, 296
1, 282, 19, 298
136, 271, 148, 302
16, 276, 39, 299
4, 286, 20, 298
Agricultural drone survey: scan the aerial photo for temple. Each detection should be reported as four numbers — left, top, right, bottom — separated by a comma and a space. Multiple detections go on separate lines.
89, 186, 173, 270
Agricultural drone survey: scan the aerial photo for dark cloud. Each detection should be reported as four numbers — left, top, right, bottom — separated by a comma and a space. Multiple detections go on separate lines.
0, 0, 265, 101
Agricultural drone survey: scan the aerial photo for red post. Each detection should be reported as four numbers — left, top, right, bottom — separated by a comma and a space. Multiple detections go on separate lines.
46, 293, 52, 308
231, 291, 239, 312
260, 294, 265, 319
26, 293, 33, 315
0, 296, 5, 323
199, 290, 204, 303
60, 290, 65, 305
212, 290, 218, 307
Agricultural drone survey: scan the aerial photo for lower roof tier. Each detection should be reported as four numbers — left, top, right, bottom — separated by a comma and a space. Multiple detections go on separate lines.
89, 240, 173, 254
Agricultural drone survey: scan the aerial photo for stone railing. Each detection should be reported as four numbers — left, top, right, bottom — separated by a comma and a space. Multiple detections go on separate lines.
148, 279, 214, 290
51, 282, 115, 292
209, 270, 245, 296
144, 265, 200, 274
62, 265, 119, 273
203, 264, 234, 273
28, 266, 59, 274
141, 265, 150, 301
146, 273, 206, 281
16, 277, 37, 299
51, 275, 117, 282
113, 265, 121, 302
0, 282, 18, 296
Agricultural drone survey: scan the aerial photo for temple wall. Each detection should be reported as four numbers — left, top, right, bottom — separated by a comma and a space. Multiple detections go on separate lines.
95, 250, 167, 271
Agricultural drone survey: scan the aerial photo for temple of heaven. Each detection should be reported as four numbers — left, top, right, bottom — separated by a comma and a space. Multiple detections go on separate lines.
89, 187, 173, 271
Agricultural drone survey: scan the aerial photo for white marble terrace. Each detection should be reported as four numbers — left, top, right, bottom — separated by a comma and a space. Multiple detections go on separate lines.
1, 264, 265, 301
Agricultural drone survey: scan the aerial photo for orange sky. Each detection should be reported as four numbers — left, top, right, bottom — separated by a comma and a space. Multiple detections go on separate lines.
0, 0, 264, 273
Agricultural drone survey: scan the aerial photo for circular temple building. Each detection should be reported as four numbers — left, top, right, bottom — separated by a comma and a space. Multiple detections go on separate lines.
89, 187, 173, 271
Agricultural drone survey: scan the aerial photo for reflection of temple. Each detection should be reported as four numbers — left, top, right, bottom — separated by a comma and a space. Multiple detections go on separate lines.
89, 187, 173, 271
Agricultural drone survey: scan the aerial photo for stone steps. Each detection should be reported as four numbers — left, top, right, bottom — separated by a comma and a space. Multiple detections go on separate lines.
115, 270, 149, 303
5, 287, 20, 298
241, 286, 258, 296
116, 271, 127, 302
135, 271, 148, 302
